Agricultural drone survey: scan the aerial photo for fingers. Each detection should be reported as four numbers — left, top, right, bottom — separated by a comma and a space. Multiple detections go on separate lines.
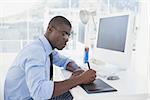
74, 67, 84, 72
86, 69, 96, 75
72, 69, 84, 76
89, 69, 96, 73
79, 69, 96, 84
86, 78, 95, 84
82, 76, 96, 85
71, 72, 80, 76
73, 71, 81, 75
70, 69, 85, 79
89, 73, 96, 82
74, 69, 84, 73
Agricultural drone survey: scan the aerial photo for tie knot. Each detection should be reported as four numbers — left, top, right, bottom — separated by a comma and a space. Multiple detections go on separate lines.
49, 53, 53, 58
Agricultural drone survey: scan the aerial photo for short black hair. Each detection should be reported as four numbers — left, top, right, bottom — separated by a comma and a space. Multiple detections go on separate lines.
49, 16, 72, 28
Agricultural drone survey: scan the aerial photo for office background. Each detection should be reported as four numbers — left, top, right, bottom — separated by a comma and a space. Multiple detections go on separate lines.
0, 0, 149, 99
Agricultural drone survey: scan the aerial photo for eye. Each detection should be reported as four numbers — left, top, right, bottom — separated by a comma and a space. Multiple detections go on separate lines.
66, 32, 70, 36
62, 32, 66, 36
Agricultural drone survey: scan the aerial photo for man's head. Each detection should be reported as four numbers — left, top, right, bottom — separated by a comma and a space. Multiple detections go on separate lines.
45, 16, 72, 50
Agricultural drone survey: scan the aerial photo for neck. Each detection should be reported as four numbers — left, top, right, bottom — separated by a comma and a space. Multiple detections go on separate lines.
44, 34, 55, 50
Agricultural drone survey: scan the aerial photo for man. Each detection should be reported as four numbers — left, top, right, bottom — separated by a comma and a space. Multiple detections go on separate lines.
4, 16, 96, 100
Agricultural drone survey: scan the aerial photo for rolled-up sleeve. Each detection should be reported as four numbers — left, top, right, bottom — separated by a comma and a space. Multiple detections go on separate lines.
25, 57, 54, 99
52, 51, 73, 69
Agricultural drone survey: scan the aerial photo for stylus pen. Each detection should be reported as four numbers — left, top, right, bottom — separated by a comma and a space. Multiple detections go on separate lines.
87, 62, 91, 69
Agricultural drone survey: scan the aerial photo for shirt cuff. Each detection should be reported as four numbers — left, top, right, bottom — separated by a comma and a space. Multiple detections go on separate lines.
63, 59, 73, 69
47, 81, 54, 99
40, 81, 54, 99
31, 81, 54, 99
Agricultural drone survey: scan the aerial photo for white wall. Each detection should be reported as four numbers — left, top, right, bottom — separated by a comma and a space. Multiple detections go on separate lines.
133, 0, 149, 97
148, 0, 150, 97
134, 0, 149, 78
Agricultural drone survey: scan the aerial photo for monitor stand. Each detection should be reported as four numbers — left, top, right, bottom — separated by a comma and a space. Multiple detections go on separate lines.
91, 58, 106, 65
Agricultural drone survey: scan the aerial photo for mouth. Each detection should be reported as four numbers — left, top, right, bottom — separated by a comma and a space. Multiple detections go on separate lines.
64, 42, 67, 46
60, 42, 67, 48
61, 43, 66, 48
64, 44, 66, 47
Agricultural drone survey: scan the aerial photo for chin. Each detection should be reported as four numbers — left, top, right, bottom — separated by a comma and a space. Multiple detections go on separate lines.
56, 44, 66, 50
57, 48, 63, 50
57, 46, 65, 50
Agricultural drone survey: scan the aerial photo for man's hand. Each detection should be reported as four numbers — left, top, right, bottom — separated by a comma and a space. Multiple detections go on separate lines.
78, 69, 96, 84
66, 61, 84, 72
70, 68, 96, 85
73, 68, 84, 76
70, 68, 84, 78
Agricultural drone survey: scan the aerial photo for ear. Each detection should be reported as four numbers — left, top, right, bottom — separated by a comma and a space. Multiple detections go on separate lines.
47, 25, 53, 32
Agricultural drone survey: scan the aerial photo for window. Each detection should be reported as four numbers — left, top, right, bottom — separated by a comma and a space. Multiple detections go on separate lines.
0, 0, 139, 53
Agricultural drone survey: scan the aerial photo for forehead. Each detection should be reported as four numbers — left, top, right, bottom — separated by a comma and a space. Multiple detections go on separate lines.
57, 24, 71, 31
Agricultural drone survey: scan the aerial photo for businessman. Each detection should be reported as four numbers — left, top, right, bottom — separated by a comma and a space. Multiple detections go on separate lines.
4, 16, 96, 100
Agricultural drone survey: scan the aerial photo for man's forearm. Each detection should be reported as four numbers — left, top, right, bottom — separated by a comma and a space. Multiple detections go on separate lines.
51, 62, 84, 97
66, 62, 81, 72
52, 76, 81, 97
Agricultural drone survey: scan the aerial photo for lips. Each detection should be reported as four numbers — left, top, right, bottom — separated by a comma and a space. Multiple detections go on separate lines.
62, 41, 67, 47
62, 43, 66, 47
64, 42, 67, 46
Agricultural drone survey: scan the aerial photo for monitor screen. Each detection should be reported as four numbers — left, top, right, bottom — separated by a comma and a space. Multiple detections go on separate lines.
97, 15, 129, 52
78, 22, 85, 44
93, 14, 134, 69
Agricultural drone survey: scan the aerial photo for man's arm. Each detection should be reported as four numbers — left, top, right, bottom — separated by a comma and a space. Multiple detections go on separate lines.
66, 61, 82, 72
52, 51, 83, 72
66, 61, 85, 77
52, 61, 86, 97
52, 69, 96, 97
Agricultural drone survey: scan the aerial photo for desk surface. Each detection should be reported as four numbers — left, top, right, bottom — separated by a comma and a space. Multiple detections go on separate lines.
54, 50, 149, 100
54, 66, 148, 100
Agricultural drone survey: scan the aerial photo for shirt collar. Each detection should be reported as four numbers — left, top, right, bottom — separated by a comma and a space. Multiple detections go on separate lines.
39, 35, 54, 55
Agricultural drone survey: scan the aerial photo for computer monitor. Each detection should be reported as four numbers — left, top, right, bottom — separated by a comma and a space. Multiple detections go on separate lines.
93, 13, 134, 69
76, 21, 86, 55
78, 22, 85, 44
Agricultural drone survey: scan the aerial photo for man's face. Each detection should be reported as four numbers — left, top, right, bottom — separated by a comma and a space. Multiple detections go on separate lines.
48, 24, 71, 50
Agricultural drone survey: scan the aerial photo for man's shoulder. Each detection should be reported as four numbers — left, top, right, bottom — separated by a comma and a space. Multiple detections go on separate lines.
20, 40, 46, 58
24, 40, 44, 51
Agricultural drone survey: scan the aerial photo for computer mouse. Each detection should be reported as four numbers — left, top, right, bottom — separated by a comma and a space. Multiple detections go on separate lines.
107, 75, 119, 80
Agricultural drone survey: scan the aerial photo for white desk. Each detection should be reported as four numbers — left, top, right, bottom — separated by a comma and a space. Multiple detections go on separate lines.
54, 67, 148, 100
54, 50, 149, 100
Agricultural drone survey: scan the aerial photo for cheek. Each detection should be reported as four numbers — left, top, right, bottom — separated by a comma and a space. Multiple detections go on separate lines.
55, 37, 63, 45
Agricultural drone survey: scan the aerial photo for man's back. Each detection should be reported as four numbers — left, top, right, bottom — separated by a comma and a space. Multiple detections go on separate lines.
4, 39, 45, 100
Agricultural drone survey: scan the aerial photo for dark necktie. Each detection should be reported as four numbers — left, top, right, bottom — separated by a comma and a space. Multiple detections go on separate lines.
49, 53, 53, 80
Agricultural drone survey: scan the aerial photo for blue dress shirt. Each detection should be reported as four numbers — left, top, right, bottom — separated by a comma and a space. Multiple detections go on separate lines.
4, 35, 72, 100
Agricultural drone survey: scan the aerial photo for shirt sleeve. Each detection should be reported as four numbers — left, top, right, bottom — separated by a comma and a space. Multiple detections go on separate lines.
52, 51, 73, 69
25, 53, 54, 99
